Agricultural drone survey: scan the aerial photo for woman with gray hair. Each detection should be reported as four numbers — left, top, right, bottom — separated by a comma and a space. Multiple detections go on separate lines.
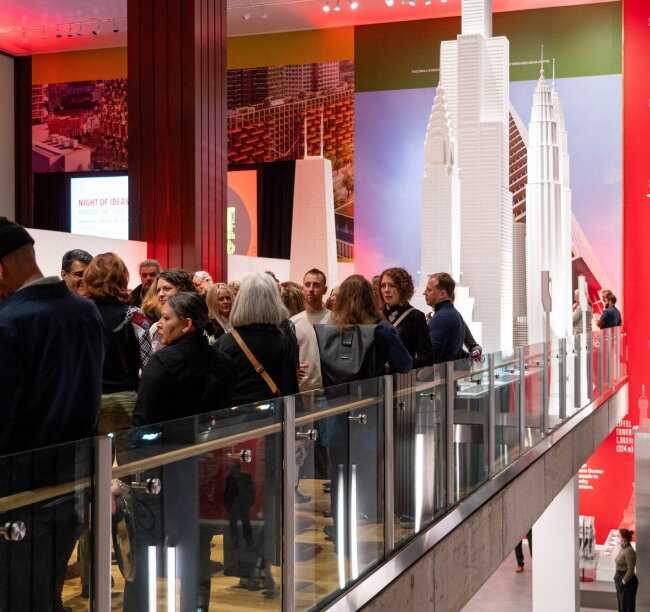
215, 272, 298, 597
217, 272, 299, 404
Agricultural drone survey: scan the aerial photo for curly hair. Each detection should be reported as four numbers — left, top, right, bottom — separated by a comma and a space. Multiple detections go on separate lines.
379, 267, 415, 303
82, 252, 130, 302
159, 269, 195, 293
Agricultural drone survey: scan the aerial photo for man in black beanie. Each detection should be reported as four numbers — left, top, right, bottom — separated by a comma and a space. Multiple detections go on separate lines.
0, 217, 104, 612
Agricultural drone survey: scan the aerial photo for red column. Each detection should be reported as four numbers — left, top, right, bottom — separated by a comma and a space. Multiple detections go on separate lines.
128, 0, 227, 280
623, 0, 650, 418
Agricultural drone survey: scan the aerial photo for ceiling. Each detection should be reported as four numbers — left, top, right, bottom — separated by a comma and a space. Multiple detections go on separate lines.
0, 0, 616, 56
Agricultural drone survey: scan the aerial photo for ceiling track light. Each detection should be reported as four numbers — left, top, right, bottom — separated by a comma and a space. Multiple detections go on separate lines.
349, 0, 359, 9
408, 0, 416, 6
385, 0, 395, 5
323, 0, 331, 12
112, 18, 119, 33
333, 0, 341, 11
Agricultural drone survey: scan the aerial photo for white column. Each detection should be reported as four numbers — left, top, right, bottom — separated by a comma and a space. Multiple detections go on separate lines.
532, 476, 579, 612
289, 157, 339, 287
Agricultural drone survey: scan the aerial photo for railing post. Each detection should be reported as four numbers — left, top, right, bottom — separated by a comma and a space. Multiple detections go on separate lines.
283, 396, 296, 612
488, 354, 496, 474
597, 332, 604, 395
93, 435, 112, 612
383, 374, 395, 555
586, 332, 594, 402
518, 347, 526, 452
559, 338, 567, 420
446, 361, 455, 506
541, 343, 549, 434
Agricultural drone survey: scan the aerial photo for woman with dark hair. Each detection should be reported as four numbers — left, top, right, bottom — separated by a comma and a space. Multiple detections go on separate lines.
134, 292, 234, 424
614, 528, 638, 612
124, 293, 233, 612
83, 252, 150, 434
380, 267, 433, 368
148, 268, 196, 352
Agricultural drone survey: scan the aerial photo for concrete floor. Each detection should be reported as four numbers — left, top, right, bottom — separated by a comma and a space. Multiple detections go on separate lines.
463, 543, 615, 612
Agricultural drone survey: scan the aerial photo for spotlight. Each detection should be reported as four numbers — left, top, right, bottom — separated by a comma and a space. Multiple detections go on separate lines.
323, 0, 331, 12
333, 0, 341, 11
76, 23, 83, 36
242, 11, 251, 20
424, 0, 432, 4
56, 25, 62, 38
67, 24, 74, 37
385, 0, 394, 5
20, 29, 28, 44
112, 18, 119, 33
349, 0, 359, 8
408, 0, 416, 5
91, 25, 99, 36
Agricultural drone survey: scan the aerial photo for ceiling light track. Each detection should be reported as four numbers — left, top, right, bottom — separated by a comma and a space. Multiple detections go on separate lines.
1, 17, 126, 44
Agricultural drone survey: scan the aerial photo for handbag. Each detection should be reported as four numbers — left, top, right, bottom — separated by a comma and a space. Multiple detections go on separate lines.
230, 328, 280, 396
392, 307, 414, 329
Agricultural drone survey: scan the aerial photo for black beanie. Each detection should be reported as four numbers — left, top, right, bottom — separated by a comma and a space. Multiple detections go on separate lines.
0, 217, 34, 259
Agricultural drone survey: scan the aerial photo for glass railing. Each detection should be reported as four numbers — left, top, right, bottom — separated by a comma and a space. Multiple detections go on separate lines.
0, 328, 626, 611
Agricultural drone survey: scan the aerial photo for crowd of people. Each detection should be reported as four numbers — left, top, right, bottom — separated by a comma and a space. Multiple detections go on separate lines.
0, 216, 625, 611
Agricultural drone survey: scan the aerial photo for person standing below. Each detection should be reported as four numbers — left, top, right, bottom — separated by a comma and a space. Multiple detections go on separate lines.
598, 289, 622, 329
149, 268, 195, 352
0, 218, 104, 612
614, 528, 638, 612
514, 529, 533, 573
424, 272, 465, 364
380, 267, 432, 368
129, 258, 160, 307
60, 249, 92, 295
290, 269, 332, 392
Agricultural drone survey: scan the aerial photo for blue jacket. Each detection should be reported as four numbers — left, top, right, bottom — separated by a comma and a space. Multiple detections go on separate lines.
427, 300, 465, 364
0, 279, 104, 455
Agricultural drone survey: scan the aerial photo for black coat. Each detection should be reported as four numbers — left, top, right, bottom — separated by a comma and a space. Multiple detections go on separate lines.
93, 298, 141, 394
384, 303, 433, 368
129, 284, 145, 307
0, 279, 104, 455
133, 332, 234, 426
217, 323, 299, 405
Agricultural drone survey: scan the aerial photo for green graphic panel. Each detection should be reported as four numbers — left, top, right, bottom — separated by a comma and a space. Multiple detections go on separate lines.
355, 1, 621, 92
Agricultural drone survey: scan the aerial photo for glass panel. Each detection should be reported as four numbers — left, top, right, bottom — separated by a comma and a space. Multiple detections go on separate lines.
493, 351, 521, 471
566, 334, 583, 416
292, 376, 385, 611
393, 365, 447, 546
0, 438, 95, 611
546, 339, 564, 431
453, 355, 489, 501
110, 400, 284, 611
592, 331, 603, 400
522, 342, 545, 448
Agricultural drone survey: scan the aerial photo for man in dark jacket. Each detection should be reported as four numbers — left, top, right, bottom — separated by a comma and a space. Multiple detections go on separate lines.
0, 218, 104, 612
129, 258, 160, 307
598, 289, 622, 329
424, 272, 465, 364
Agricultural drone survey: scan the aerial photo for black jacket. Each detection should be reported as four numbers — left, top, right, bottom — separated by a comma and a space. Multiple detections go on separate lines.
427, 300, 466, 364
93, 297, 141, 394
217, 323, 299, 405
134, 332, 234, 426
129, 284, 145, 307
0, 279, 104, 454
384, 303, 433, 368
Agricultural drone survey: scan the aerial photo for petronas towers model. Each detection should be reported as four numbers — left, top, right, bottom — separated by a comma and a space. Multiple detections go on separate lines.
525, 62, 573, 343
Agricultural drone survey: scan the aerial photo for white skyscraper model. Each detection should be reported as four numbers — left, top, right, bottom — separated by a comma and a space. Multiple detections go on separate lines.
420, 87, 461, 281
436, 0, 513, 352
525, 60, 573, 344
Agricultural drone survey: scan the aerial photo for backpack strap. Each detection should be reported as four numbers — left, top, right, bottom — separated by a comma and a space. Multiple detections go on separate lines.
392, 307, 415, 329
230, 328, 280, 396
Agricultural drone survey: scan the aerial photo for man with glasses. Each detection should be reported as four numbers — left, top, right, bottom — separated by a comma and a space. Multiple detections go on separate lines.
60, 249, 92, 295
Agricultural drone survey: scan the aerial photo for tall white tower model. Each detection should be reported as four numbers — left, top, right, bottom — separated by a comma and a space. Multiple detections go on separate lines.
420, 87, 461, 281
438, 0, 514, 352
525, 60, 573, 343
